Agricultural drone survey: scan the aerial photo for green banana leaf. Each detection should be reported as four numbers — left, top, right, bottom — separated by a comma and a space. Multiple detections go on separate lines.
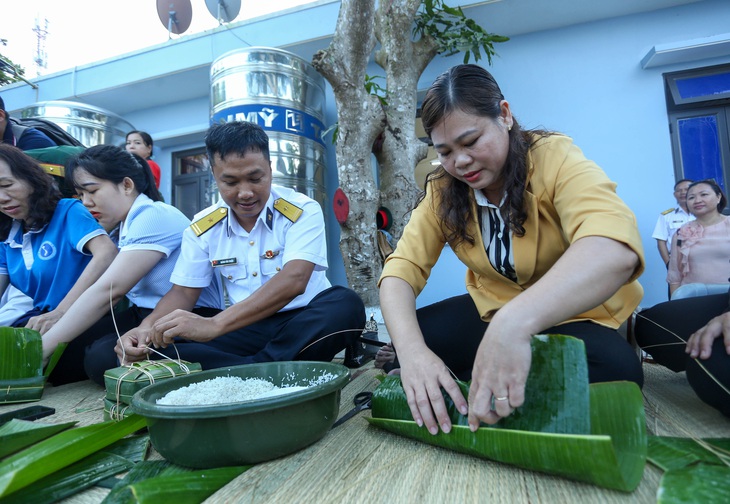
0, 419, 76, 459
657, 463, 730, 504
0, 328, 42, 380
120, 466, 250, 504
367, 334, 647, 492
648, 437, 730, 472
371, 334, 591, 433
102, 460, 190, 503
43, 342, 67, 378
0, 414, 146, 498
0, 452, 134, 504
103, 434, 151, 464
0, 326, 66, 404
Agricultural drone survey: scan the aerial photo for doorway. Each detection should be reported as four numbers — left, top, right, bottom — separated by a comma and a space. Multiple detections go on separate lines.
172, 148, 219, 219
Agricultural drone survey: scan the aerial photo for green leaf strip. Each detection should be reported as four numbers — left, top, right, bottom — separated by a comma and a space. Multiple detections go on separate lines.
0, 419, 76, 459
0, 452, 134, 504
125, 466, 250, 504
657, 463, 730, 504
0, 414, 146, 498
648, 437, 730, 472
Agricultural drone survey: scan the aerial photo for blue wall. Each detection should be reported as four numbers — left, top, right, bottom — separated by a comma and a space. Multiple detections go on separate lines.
4, 0, 730, 311
413, 0, 730, 309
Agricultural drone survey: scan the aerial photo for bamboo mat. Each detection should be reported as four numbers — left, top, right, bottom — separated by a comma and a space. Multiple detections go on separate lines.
1, 361, 728, 503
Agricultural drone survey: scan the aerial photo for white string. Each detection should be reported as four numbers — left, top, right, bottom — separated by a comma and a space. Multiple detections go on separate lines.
635, 311, 730, 397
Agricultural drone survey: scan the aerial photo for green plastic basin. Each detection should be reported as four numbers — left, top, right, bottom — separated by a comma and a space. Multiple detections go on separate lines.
130, 361, 350, 468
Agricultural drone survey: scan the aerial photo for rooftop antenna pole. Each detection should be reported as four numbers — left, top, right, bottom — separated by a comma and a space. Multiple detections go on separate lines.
156, 0, 193, 39
205, 0, 240, 25
32, 16, 48, 77
168, 7, 178, 39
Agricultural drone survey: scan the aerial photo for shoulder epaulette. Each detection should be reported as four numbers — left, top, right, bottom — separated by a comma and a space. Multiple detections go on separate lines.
661, 207, 675, 215
190, 207, 227, 236
40, 162, 65, 178
274, 198, 303, 223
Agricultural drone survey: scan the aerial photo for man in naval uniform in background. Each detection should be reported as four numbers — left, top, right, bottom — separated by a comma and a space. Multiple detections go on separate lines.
115, 120, 365, 367
652, 179, 694, 268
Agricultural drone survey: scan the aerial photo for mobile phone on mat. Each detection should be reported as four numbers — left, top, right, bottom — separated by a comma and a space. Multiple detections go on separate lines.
0, 405, 55, 426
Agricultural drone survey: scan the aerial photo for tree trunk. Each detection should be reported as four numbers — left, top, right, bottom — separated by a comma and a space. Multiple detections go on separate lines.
374, 0, 438, 243
312, 0, 385, 307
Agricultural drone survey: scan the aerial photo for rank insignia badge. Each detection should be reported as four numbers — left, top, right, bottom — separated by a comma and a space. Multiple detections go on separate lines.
274, 198, 303, 222
191, 208, 227, 236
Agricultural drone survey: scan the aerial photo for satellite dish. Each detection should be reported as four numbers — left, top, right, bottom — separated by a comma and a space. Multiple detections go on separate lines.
205, 0, 241, 24
156, 0, 193, 36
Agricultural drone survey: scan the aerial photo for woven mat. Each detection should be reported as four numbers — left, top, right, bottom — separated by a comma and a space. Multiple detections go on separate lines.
1, 361, 728, 503
641, 362, 730, 438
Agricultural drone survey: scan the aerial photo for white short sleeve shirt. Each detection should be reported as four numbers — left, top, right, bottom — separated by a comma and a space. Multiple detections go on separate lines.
652, 207, 694, 252
171, 185, 330, 311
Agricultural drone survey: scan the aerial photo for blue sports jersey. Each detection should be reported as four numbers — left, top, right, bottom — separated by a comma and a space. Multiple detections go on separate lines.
0, 199, 107, 311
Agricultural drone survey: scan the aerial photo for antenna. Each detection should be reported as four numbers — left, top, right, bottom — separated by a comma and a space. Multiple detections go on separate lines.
156, 0, 193, 39
32, 17, 49, 76
205, 0, 241, 24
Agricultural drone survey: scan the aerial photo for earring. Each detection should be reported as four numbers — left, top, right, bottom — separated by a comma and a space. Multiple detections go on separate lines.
508, 125, 512, 131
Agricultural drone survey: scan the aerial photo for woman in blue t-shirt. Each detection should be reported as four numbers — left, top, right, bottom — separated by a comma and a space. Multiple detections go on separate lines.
0, 144, 118, 378
41, 145, 223, 384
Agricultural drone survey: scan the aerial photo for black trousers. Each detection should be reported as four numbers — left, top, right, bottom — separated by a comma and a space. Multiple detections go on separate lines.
634, 294, 730, 418
84, 286, 366, 386
391, 294, 643, 387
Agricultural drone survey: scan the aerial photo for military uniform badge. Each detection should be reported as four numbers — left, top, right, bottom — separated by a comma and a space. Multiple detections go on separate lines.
191, 207, 227, 236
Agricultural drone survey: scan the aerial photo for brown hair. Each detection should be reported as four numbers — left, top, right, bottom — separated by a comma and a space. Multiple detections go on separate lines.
0, 144, 61, 239
419, 64, 550, 248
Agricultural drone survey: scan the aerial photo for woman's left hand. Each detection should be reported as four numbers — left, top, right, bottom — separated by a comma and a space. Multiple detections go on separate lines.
686, 312, 730, 359
467, 318, 532, 430
26, 309, 64, 335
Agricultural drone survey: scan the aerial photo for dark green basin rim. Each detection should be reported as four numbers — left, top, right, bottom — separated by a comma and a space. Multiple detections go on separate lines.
130, 361, 350, 419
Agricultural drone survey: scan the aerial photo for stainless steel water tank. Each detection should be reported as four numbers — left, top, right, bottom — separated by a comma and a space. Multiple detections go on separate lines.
18, 100, 135, 147
210, 47, 327, 207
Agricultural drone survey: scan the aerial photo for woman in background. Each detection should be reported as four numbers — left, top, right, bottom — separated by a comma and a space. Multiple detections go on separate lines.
41, 145, 223, 384
126, 130, 161, 188
0, 144, 117, 383
668, 179, 730, 300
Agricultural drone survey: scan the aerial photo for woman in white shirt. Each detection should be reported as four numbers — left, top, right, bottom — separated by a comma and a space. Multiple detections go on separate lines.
41, 145, 222, 384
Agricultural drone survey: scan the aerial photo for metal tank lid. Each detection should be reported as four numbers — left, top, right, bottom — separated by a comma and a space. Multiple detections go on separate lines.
210, 46, 323, 84
19, 100, 134, 129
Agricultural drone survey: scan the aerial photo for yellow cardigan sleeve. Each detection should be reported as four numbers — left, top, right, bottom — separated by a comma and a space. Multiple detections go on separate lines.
378, 182, 448, 297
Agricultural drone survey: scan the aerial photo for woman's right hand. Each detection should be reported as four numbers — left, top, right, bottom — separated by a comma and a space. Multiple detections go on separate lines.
115, 328, 152, 365
399, 347, 468, 435
686, 312, 730, 359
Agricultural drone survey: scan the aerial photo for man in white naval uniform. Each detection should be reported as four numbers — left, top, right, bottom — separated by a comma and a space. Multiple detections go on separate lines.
116, 121, 365, 367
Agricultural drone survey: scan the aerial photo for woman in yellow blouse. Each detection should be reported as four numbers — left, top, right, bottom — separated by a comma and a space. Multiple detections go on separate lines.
379, 65, 644, 435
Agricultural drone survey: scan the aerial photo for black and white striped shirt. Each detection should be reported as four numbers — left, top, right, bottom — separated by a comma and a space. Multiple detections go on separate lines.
474, 190, 517, 282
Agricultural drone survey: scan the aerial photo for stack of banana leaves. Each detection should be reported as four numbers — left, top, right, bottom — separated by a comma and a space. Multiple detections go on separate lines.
0, 327, 65, 404
369, 334, 646, 492
0, 415, 249, 503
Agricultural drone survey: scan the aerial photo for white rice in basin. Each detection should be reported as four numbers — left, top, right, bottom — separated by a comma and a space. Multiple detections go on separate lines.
156, 376, 309, 406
